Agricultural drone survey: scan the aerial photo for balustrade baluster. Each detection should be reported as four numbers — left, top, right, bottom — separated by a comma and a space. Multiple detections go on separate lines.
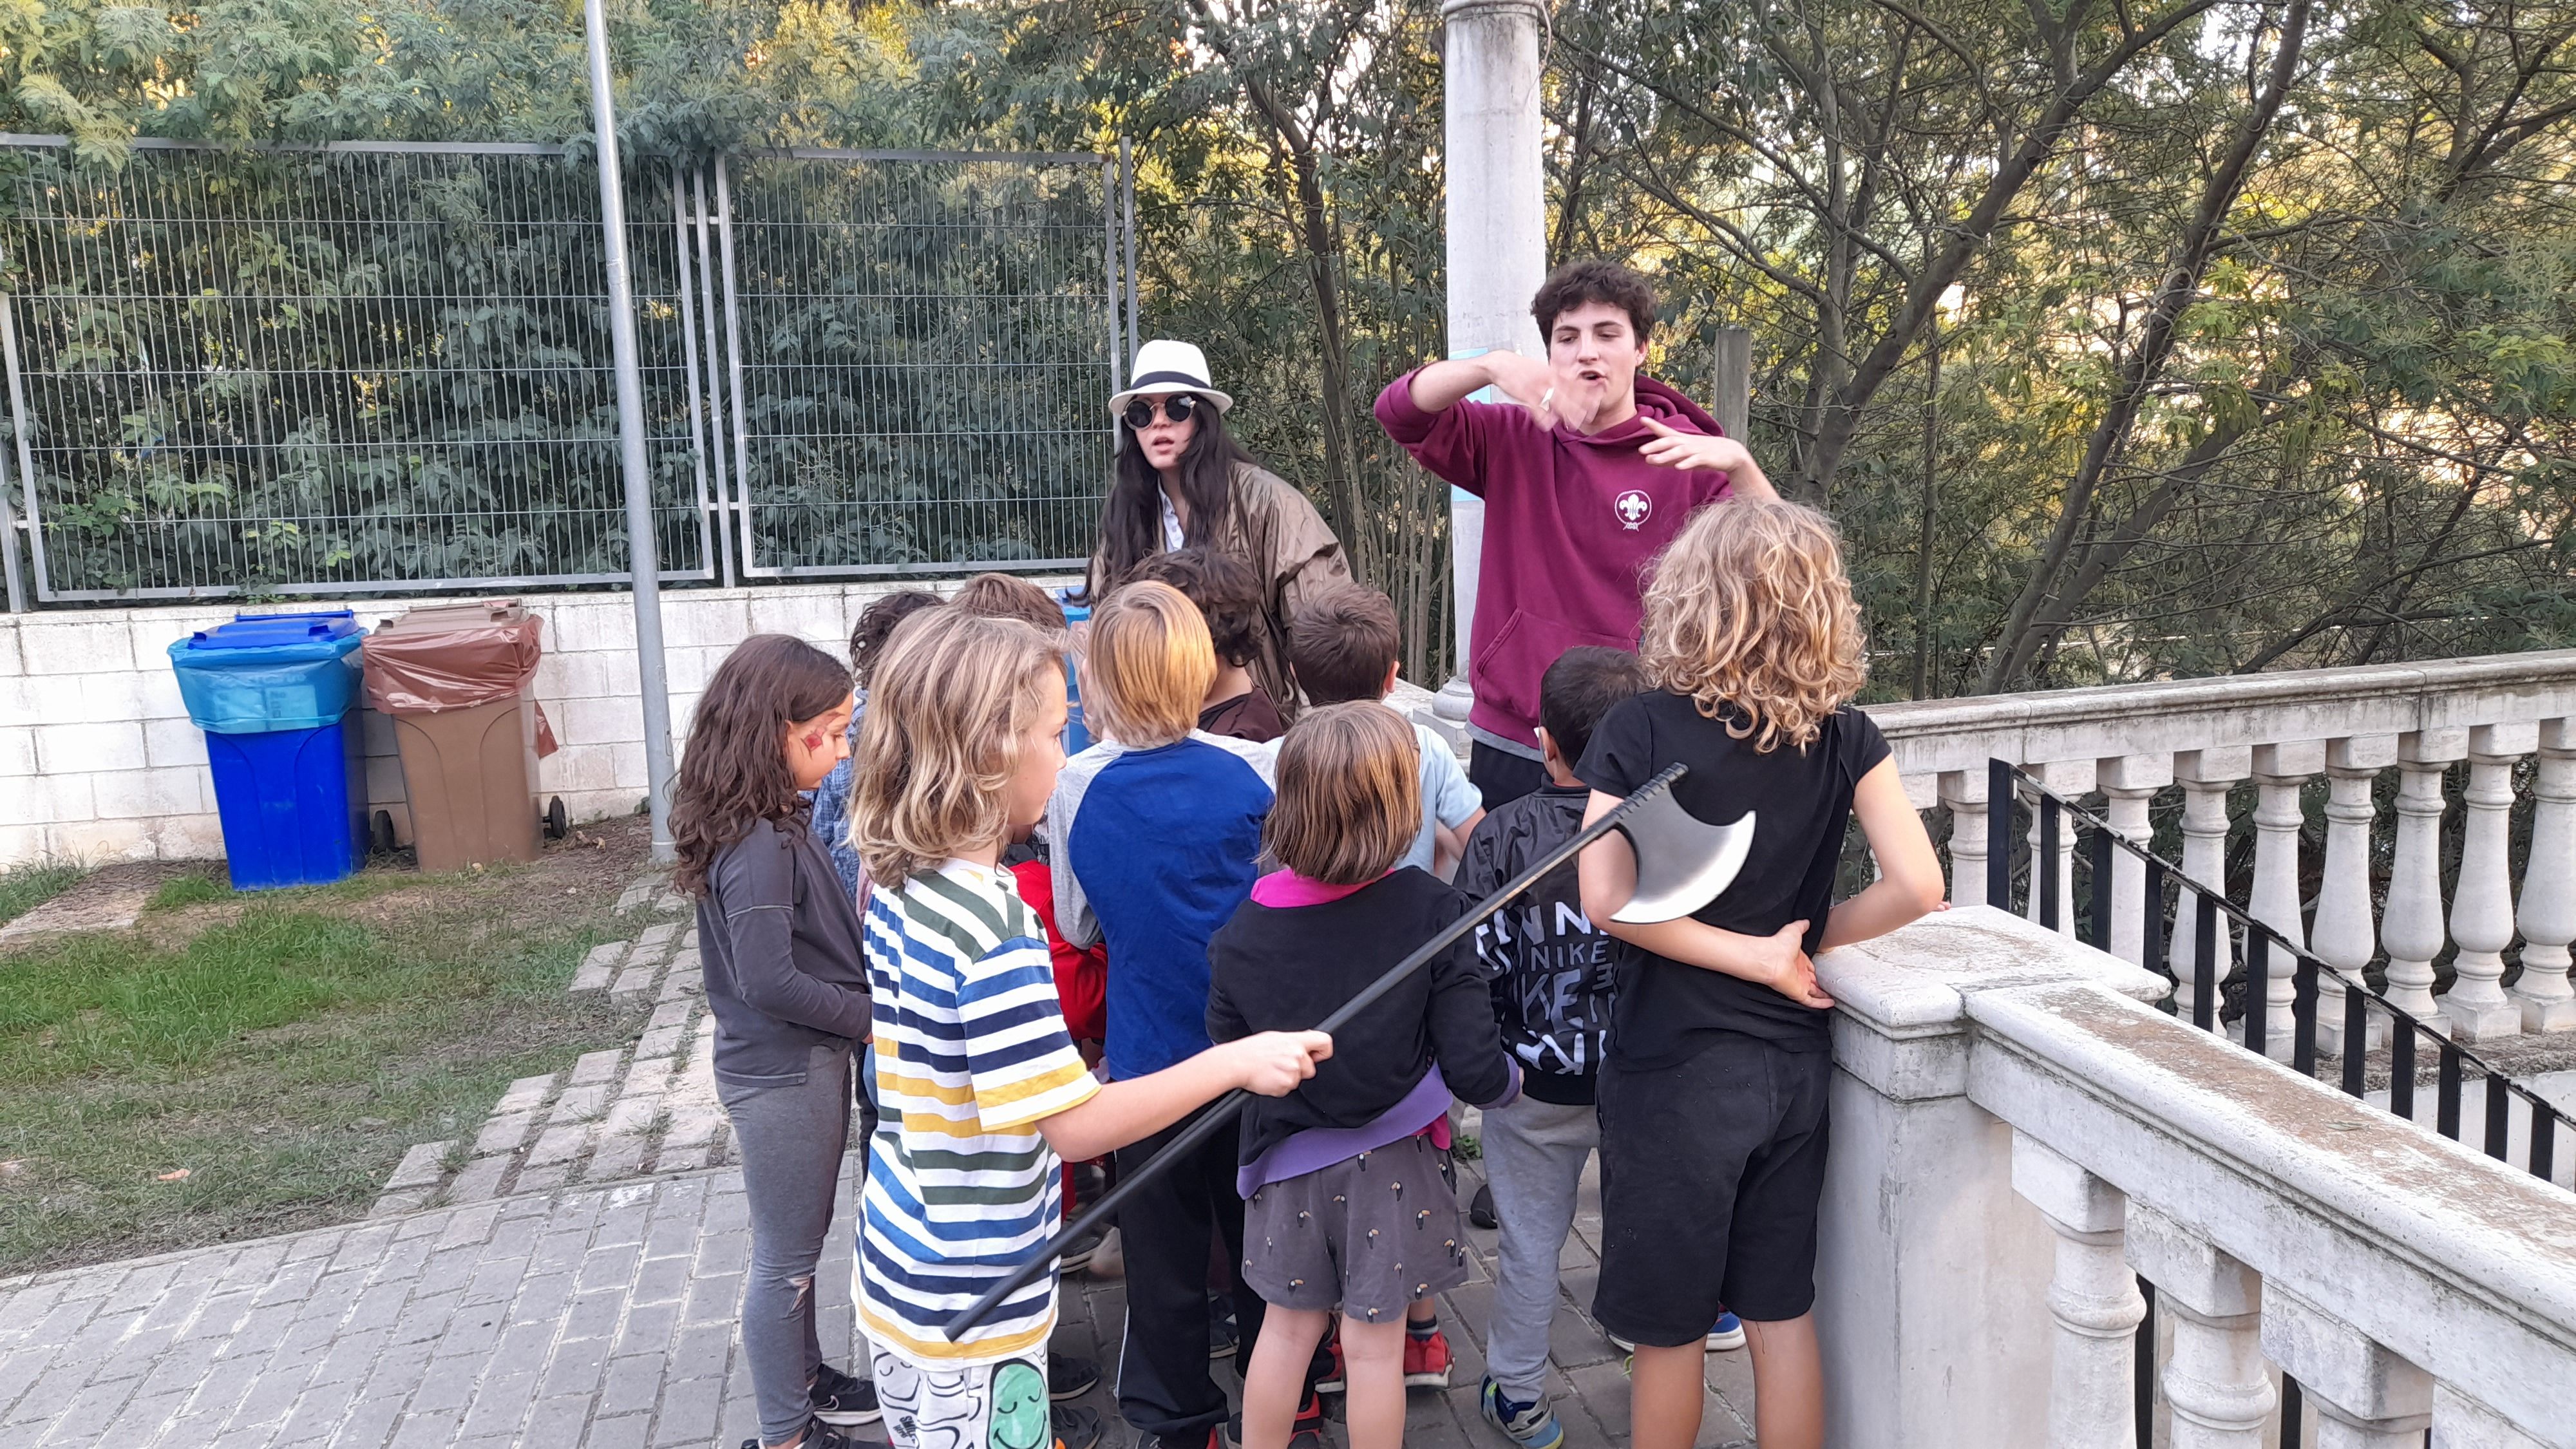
2101, 755, 2170, 967
2250, 743, 2320, 1061
2175, 750, 2249, 1030
2443, 723, 2534, 1041
2013, 1135, 2145, 1449
2383, 732, 2465, 1030
1944, 769, 1991, 909
2508, 719, 2576, 1033
2128, 1206, 2274, 1449
2315, 737, 2397, 1056
2027, 761, 2096, 935
2259, 1289, 2434, 1449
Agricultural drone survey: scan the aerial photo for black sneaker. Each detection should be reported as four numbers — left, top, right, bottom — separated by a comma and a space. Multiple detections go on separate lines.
1058, 1222, 1106, 1273
1054, 1405, 1106, 1449
740, 1422, 873, 1449
1050, 1352, 1101, 1401
1151, 1424, 1238, 1449
811, 1363, 883, 1426
1469, 1182, 1498, 1231
1209, 1295, 1238, 1360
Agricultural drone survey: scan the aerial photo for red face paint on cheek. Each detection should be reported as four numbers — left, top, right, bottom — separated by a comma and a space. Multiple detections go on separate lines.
801, 730, 825, 752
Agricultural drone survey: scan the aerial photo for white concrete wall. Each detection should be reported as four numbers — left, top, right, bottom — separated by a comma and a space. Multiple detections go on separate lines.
0, 580, 1074, 869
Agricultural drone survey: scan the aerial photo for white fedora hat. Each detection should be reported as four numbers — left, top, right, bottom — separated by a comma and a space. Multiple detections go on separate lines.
1110, 339, 1235, 417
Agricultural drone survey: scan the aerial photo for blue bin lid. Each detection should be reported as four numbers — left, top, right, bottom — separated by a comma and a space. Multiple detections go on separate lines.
179, 609, 362, 657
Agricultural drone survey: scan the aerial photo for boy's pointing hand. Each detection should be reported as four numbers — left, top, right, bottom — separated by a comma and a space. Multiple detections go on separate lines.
1229, 1030, 1336, 1097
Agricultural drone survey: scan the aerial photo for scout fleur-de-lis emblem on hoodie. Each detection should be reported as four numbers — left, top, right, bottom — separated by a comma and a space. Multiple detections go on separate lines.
1615, 489, 1652, 529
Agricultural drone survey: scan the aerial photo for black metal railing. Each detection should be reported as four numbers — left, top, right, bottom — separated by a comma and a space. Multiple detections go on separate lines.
1985, 759, 2570, 1448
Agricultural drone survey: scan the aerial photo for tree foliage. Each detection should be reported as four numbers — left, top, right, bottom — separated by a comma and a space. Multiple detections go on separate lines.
2, 0, 2568, 694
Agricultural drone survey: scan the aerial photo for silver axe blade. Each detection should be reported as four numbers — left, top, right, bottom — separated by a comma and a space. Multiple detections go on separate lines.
1611, 791, 1755, 923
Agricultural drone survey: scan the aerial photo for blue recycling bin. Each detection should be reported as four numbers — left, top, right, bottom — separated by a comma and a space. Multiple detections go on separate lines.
168, 610, 369, 890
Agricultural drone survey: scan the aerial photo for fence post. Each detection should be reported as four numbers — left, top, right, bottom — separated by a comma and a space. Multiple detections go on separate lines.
585, 0, 678, 863
1712, 325, 1750, 443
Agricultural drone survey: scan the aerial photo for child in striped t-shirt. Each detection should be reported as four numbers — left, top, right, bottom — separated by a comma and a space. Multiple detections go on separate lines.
848, 607, 1331, 1449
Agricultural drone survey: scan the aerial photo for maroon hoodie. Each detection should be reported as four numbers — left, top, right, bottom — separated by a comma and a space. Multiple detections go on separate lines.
1376, 369, 1734, 754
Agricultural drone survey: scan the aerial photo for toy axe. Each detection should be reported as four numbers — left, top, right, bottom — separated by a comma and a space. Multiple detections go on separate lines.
940, 761, 1743, 1340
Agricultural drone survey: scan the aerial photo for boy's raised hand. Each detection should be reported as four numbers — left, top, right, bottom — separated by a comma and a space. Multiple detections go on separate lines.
1637, 417, 1755, 476
1226, 1030, 1335, 1096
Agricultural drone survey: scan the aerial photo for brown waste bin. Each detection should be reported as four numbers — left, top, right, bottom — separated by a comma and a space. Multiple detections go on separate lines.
362, 600, 558, 871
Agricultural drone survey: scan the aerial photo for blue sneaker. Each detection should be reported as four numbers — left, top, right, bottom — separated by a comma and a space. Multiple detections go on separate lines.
1480, 1378, 1566, 1449
1707, 1312, 1746, 1351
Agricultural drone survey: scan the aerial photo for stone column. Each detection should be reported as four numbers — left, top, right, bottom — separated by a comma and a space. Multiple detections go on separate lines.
2174, 749, 2249, 1028
2312, 736, 2397, 1054
1434, 0, 1548, 735
2383, 731, 2465, 1029
2259, 1288, 2432, 1449
2443, 723, 2533, 1042
2099, 754, 2171, 968
2012, 1134, 2145, 1449
2126, 1206, 2273, 1449
2511, 718, 2576, 1032
2249, 742, 2321, 1060
1940, 769, 1988, 907
2026, 760, 2096, 935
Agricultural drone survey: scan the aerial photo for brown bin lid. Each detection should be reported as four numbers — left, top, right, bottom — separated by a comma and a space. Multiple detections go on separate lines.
363, 599, 545, 714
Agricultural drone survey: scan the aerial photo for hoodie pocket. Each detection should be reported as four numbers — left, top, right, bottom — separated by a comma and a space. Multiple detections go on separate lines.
1472, 610, 1638, 727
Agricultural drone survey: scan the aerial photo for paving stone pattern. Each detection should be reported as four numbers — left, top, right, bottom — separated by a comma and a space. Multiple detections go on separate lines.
1, 1139, 1755, 1449
370, 885, 725, 1218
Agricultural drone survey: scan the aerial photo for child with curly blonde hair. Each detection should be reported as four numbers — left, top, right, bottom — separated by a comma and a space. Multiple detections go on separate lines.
1575, 500, 1944, 1449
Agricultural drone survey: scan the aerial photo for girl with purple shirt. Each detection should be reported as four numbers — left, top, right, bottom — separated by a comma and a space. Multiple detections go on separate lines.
1206, 703, 1520, 1449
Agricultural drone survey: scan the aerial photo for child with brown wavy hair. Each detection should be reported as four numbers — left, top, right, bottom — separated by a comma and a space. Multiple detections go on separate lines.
670, 634, 880, 1449
1575, 500, 1944, 1449
848, 607, 1329, 1449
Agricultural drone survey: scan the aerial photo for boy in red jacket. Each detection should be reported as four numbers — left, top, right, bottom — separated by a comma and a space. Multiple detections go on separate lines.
1373, 260, 1776, 809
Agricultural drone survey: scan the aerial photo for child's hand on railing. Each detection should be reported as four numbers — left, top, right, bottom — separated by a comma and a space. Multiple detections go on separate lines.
1224, 1031, 1335, 1096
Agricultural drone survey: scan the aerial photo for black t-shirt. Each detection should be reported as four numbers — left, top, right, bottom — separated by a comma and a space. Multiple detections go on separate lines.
1575, 690, 1890, 1065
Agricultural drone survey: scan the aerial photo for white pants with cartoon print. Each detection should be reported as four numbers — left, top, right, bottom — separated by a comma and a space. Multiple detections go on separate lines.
867, 1341, 1052, 1449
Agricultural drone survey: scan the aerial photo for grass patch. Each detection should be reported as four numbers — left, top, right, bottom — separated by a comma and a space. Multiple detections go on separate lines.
0, 854, 664, 1274
144, 873, 229, 912
0, 860, 86, 926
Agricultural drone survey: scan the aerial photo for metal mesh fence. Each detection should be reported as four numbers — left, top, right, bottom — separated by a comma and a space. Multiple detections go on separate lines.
0, 140, 711, 600
715, 151, 1119, 576
0, 140, 1127, 604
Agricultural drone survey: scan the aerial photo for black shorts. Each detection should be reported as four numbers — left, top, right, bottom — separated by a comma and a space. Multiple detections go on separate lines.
1593, 1034, 1831, 1341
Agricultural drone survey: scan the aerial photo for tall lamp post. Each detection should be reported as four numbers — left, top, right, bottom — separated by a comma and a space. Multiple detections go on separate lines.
583, 0, 679, 862
1433, 0, 1549, 738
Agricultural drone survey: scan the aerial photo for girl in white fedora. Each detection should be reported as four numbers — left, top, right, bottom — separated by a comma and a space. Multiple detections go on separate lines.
1084, 339, 1349, 722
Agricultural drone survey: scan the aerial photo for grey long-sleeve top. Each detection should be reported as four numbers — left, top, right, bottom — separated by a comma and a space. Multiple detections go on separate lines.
696, 809, 873, 1088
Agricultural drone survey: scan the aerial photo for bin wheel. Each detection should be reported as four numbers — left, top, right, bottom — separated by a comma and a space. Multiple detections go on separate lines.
370, 810, 397, 856
545, 796, 569, 841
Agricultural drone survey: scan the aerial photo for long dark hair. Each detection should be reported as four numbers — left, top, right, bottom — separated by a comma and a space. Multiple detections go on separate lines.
672, 634, 854, 896
1081, 397, 1255, 602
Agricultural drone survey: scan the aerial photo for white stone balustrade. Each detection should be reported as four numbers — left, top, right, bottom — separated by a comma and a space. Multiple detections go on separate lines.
1817, 907, 2576, 1449
1877, 650, 2576, 1042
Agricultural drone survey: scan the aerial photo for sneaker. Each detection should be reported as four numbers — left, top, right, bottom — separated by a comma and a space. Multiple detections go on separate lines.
1050, 1352, 1101, 1401
1402, 1327, 1454, 1388
1054, 1405, 1105, 1449
1148, 1425, 1237, 1449
1706, 1312, 1746, 1352
1086, 1227, 1124, 1280
810, 1364, 882, 1426
1288, 1390, 1329, 1449
1209, 1296, 1238, 1360
1312, 1336, 1347, 1394
1468, 1182, 1499, 1231
1059, 1222, 1105, 1274
1479, 1378, 1567, 1449
740, 1423, 871, 1449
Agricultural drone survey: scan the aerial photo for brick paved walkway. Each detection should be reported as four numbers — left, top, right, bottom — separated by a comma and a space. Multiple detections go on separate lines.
0, 1142, 1756, 1448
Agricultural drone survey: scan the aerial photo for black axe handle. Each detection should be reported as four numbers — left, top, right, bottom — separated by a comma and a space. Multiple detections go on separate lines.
937, 762, 1689, 1341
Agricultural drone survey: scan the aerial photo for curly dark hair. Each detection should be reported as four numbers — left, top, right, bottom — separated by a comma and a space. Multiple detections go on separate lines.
1530, 259, 1658, 342
671, 634, 853, 896
850, 591, 943, 688
1126, 547, 1266, 670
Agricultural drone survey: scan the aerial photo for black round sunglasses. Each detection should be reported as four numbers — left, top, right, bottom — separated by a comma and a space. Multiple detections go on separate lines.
1122, 393, 1201, 430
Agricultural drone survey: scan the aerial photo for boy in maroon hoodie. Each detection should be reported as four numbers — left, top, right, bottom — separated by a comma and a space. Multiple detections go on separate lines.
1373, 260, 1777, 808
